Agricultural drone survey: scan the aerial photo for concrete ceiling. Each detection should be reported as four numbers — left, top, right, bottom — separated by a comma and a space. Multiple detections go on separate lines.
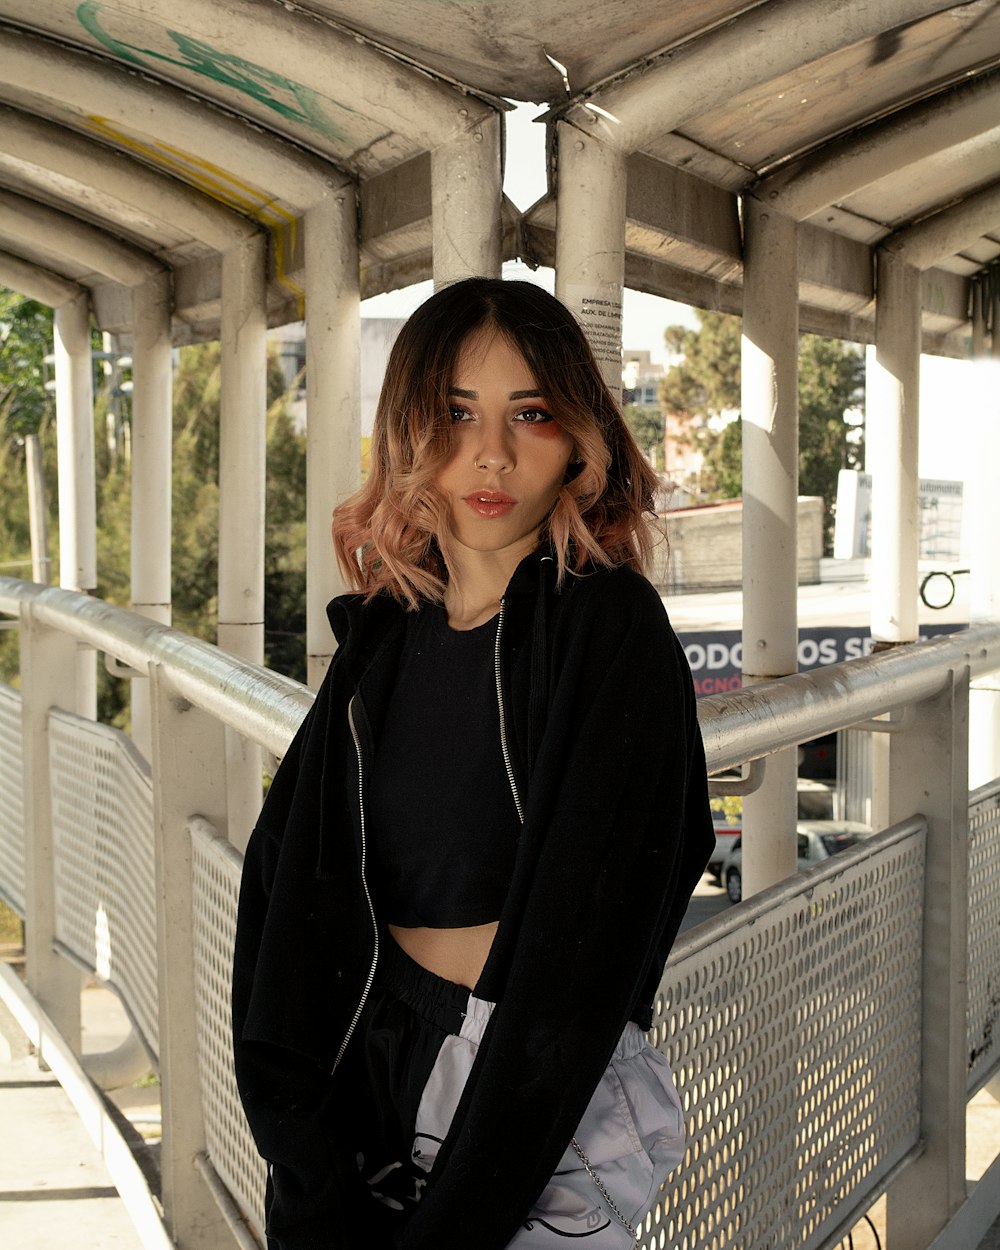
0, 0, 997, 351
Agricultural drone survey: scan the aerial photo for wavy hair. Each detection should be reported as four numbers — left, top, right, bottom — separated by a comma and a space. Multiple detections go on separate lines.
332, 278, 662, 606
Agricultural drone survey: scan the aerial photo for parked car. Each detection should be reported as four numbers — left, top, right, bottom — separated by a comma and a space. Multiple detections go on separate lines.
706, 810, 742, 882
721, 820, 873, 903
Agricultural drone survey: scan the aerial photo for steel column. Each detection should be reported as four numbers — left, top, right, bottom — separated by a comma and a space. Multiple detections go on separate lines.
971, 279, 986, 358
25, 433, 51, 585
968, 361, 1000, 788
304, 192, 360, 688
53, 290, 97, 717
218, 235, 267, 842
554, 121, 627, 396
130, 273, 173, 756
869, 250, 921, 644
885, 670, 970, 1248
149, 663, 230, 1249
431, 112, 503, 287
739, 198, 799, 897
53, 291, 96, 594
18, 606, 83, 1049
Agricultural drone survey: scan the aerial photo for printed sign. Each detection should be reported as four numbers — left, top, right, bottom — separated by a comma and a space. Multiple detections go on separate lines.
679, 623, 964, 698
564, 284, 623, 386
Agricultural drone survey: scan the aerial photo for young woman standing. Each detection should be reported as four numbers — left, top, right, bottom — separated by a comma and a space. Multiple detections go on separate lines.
232, 278, 715, 1249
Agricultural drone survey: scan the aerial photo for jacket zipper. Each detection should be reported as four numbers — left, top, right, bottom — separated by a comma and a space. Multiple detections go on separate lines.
332, 695, 380, 1074
495, 594, 637, 1240
494, 598, 524, 825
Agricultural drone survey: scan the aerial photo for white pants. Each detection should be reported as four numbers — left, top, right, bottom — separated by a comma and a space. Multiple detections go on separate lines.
414, 996, 685, 1248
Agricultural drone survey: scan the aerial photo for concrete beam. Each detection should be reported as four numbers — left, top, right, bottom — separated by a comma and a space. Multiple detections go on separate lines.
881, 180, 1000, 271
0, 27, 349, 212
0, 249, 83, 307
624, 153, 742, 281
0, 105, 260, 253
0, 189, 162, 286
67, 0, 500, 157
757, 69, 1000, 221
555, 0, 958, 154
798, 222, 873, 314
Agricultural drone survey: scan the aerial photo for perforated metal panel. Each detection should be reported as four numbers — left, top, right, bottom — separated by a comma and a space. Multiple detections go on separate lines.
190, 818, 267, 1237
0, 683, 25, 914
48, 709, 159, 1056
968, 779, 1000, 1095
641, 822, 926, 1250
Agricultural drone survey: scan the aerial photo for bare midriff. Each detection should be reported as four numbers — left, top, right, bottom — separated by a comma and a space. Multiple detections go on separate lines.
388, 921, 498, 992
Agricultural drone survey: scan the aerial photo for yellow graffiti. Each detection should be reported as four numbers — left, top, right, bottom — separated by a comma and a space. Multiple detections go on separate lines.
85, 115, 305, 315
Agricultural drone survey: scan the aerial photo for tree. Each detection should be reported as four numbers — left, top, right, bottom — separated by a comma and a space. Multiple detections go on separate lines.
0, 292, 52, 439
0, 293, 57, 584
0, 318, 310, 715
621, 403, 665, 468
169, 341, 307, 680
659, 309, 865, 549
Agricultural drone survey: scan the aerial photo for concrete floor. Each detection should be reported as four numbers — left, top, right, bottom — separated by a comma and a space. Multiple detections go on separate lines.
0, 995, 144, 1250
2, 939, 999, 1250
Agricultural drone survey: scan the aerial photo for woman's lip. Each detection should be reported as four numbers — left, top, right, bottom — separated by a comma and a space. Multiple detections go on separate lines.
462, 492, 516, 518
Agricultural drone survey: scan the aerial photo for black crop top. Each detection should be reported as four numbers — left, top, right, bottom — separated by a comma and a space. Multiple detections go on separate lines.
366, 604, 520, 928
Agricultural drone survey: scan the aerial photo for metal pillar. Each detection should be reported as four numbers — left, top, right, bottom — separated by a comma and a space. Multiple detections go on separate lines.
19, 607, 84, 1050
304, 191, 360, 688
431, 112, 503, 287
968, 359, 1000, 788
992, 272, 1000, 360
53, 291, 96, 594
971, 279, 986, 358
553, 121, 627, 396
739, 198, 800, 897
218, 234, 267, 844
53, 290, 97, 718
884, 671, 970, 1248
25, 433, 51, 584
867, 251, 921, 831
869, 249, 921, 645
130, 272, 173, 757
149, 665, 230, 1249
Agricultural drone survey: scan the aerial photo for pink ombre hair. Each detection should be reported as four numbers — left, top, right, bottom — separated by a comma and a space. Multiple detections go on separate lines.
332, 278, 661, 607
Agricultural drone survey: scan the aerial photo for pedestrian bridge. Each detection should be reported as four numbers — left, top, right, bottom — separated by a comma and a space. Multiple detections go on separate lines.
1, 3, 1000, 1248
2, 582, 999, 1250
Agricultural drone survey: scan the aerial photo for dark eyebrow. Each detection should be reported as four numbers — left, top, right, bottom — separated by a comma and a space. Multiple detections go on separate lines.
447, 388, 545, 400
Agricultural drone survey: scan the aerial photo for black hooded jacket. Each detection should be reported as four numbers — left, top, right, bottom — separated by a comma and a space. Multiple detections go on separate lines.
232, 548, 715, 1250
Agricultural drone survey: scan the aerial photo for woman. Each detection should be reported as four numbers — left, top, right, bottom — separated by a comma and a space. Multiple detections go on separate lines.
232, 278, 714, 1250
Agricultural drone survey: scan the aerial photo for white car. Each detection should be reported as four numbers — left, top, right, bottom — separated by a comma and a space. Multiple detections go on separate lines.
721, 820, 873, 903
707, 811, 742, 882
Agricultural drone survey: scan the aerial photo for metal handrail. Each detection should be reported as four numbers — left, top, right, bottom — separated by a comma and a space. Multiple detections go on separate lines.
2, 576, 999, 768
0, 578, 311, 757
698, 622, 1000, 772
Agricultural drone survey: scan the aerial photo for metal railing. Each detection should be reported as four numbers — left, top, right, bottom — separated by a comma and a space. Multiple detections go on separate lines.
1, 575, 999, 1250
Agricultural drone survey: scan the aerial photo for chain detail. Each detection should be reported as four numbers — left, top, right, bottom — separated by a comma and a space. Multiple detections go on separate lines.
569, 1138, 639, 1241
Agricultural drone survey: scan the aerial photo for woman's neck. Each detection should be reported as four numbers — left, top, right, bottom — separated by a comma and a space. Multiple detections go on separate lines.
442, 536, 537, 630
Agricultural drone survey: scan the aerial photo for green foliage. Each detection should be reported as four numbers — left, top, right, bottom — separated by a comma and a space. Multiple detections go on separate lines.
0, 296, 58, 684
621, 403, 665, 468
1, 292, 54, 439
659, 310, 865, 549
0, 293, 310, 708
661, 312, 741, 423
170, 341, 307, 681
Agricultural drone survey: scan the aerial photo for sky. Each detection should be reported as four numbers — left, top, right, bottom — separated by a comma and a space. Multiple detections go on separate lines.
360, 102, 697, 362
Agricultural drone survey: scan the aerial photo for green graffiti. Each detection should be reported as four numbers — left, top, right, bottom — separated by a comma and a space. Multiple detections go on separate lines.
77, 1, 351, 144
